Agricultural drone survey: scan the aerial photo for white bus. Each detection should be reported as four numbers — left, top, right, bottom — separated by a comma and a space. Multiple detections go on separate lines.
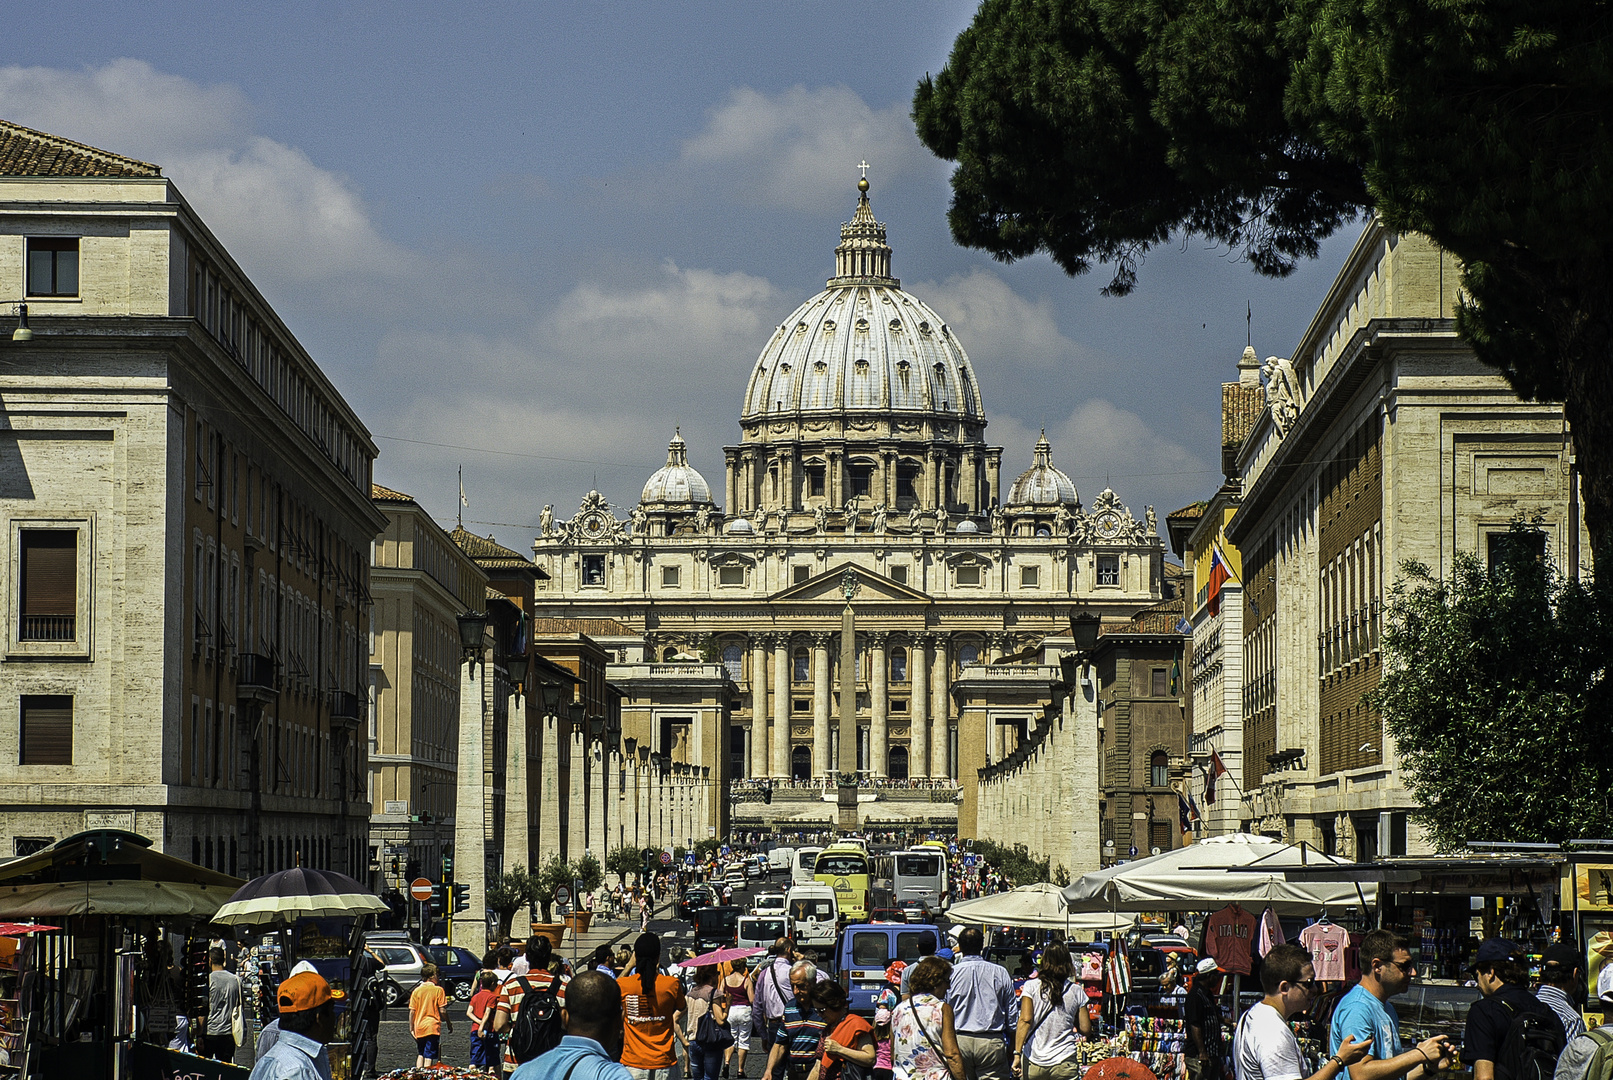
892, 848, 948, 912
792, 845, 824, 887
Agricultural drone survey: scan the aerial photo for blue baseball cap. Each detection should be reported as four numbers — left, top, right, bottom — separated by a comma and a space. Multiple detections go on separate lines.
1469, 938, 1522, 970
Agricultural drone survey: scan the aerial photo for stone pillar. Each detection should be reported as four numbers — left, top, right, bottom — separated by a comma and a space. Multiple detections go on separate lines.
607, 749, 622, 859
538, 711, 562, 859
986, 450, 1002, 509
926, 452, 941, 509
870, 632, 889, 778
839, 608, 857, 778
589, 739, 608, 859
725, 449, 739, 517
750, 635, 769, 778
772, 639, 791, 778
568, 732, 586, 860
962, 449, 979, 511
931, 638, 950, 778
812, 633, 832, 778
910, 636, 929, 778
503, 694, 533, 940
452, 657, 489, 956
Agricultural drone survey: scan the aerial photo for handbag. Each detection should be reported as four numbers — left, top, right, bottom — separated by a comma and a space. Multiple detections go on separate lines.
698, 1009, 736, 1049
231, 1004, 244, 1045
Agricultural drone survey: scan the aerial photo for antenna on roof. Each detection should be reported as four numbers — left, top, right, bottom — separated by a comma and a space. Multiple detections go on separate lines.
1247, 301, 1252, 347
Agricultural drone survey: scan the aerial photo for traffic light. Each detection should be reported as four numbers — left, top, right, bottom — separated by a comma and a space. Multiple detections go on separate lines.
762, 781, 773, 804
441, 848, 454, 882
431, 883, 447, 916
452, 883, 470, 913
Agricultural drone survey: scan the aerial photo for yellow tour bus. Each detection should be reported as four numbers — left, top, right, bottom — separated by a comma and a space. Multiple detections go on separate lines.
814, 844, 872, 922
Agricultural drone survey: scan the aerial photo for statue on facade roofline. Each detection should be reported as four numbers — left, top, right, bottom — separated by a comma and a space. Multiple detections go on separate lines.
844, 499, 858, 535
694, 503, 711, 533
539, 504, 554, 537
629, 504, 648, 535
873, 502, 888, 535
906, 504, 921, 533
1054, 503, 1071, 536
814, 503, 828, 534
935, 506, 949, 535
1262, 354, 1303, 435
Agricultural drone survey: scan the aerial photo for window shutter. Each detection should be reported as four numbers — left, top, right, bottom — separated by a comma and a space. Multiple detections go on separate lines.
21, 695, 73, 765
21, 531, 76, 615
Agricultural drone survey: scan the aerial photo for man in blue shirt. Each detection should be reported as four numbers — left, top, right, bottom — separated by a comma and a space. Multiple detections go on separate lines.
513, 970, 634, 1080
948, 927, 1015, 1080
1328, 930, 1451, 1080
248, 971, 336, 1080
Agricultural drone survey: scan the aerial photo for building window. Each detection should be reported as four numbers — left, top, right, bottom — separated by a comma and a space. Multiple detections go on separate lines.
1150, 750, 1169, 788
661, 565, 681, 587
1020, 565, 1039, 588
806, 465, 826, 497
896, 463, 919, 504
848, 463, 874, 499
20, 694, 72, 765
19, 529, 76, 641
890, 698, 907, 713
718, 563, 744, 586
1149, 819, 1172, 853
26, 237, 79, 297
794, 699, 810, 712
958, 643, 980, 668
1152, 667, 1168, 697
890, 647, 908, 682
793, 650, 810, 682
955, 564, 981, 587
888, 745, 909, 780
582, 554, 605, 585
794, 565, 810, 584
1488, 530, 1546, 572
722, 645, 744, 681
890, 565, 908, 585
1097, 555, 1120, 586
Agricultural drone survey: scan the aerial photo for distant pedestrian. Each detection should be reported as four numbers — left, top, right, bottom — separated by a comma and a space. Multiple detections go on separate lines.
410, 962, 453, 1067
206, 947, 243, 1062
469, 971, 502, 1073
1462, 939, 1564, 1080
948, 928, 1015, 1080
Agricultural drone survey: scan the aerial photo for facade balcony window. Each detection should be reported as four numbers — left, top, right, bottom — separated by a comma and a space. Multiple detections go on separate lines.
330, 689, 362, 724
237, 653, 280, 702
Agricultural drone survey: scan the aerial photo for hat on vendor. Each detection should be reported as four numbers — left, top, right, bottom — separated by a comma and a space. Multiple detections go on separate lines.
1196, 957, 1222, 975
1468, 938, 1523, 970
278, 970, 333, 1013
1542, 943, 1581, 973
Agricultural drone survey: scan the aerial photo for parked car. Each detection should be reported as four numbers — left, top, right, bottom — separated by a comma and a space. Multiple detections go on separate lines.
679, 885, 714, 921
424, 944, 482, 1001
364, 939, 426, 1005
896, 899, 932, 924
694, 905, 745, 952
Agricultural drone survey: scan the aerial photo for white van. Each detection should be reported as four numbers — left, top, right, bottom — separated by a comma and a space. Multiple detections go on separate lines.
792, 846, 824, 887
752, 892, 788, 918
786, 883, 839, 949
768, 847, 796, 876
737, 914, 791, 955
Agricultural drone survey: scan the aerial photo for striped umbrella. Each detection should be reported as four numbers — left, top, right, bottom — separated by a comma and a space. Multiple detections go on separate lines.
212, 867, 387, 926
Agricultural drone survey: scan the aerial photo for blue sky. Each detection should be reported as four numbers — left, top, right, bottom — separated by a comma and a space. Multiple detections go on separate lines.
5, 2, 1357, 554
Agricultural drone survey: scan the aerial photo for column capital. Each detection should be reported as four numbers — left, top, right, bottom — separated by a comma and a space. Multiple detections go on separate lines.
811, 631, 835, 648
750, 631, 775, 649
868, 630, 890, 648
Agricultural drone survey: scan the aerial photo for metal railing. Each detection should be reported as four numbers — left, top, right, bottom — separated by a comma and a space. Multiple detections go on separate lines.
20, 614, 74, 641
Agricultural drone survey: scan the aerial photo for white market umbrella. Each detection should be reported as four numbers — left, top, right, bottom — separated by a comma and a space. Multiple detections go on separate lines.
948, 882, 1134, 932
213, 867, 388, 926
1062, 833, 1374, 916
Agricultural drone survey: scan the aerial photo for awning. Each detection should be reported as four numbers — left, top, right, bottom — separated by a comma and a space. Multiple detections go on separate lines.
0, 879, 239, 919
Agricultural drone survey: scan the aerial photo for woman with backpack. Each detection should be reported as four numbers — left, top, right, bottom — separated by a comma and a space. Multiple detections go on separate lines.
1012, 941, 1090, 1080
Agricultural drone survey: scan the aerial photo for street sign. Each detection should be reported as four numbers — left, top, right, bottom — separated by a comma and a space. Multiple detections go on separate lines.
659, 850, 672, 865
410, 877, 434, 902
1128, 845, 1138, 858
555, 885, 572, 908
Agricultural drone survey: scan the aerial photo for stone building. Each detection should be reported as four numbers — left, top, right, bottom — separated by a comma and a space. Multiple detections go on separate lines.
531, 179, 1165, 836
1225, 222, 1590, 856
0, 119, 382, 876
367, 484, 488, 895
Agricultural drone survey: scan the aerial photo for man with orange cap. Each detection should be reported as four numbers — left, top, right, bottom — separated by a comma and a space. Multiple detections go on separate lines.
249, 970, 337, 1080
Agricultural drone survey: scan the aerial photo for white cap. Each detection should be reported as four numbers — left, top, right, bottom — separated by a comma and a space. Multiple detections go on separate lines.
1597, 963, 1613, 1003
290, 960, 318, 977
1196, 957, 1221, 975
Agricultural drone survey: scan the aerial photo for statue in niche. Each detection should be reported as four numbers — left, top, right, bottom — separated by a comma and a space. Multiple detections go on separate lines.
752, 506, 768, 533
935, 506, 949, 535
694, 504, 711, 533
907, 505, 921, 533
873, 503, 888, 535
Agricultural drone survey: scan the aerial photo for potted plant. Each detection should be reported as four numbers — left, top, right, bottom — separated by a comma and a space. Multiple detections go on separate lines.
531, 854, 574, 941
486, 864, 536, 941
565, 852, 604, 933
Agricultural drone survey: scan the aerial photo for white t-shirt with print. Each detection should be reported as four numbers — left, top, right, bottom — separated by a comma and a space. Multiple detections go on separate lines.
1234, 1002, 1307, 1080
1019, 978, 1083, 1068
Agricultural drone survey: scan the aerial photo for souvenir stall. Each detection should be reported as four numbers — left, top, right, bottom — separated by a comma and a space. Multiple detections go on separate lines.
0, 829, 246, 1079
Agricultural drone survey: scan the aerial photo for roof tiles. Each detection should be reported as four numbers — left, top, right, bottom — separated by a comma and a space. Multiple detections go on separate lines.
0, 118, 161, 178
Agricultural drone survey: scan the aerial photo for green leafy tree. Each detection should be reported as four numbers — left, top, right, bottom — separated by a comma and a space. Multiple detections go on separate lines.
607, 845, 643, 885
486, 864, 536, 941
1371, 522, 1613, 850
692, 837, 724, 862
913, 0, 1613, 555
969, 839, 1052, 886
574, 852, 604, 893
533, 854, 574, 923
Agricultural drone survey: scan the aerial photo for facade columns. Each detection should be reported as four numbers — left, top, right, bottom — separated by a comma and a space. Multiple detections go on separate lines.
931, 637, 949, 777
451, 658, 489, 956
750, 635, 770, 778
985, 450, 1002, 509
962, 449, 979, 511
812, 633, 832, 778
838, 610, 857, 778
870, 632, 889, 778
772, 639, 791, 778
724, 450, 739, 516
503, 692, 532, 939
607, 749, 622, 857
910, 635, 929, 778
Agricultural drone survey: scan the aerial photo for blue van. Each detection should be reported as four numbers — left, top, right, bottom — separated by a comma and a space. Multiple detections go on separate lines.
836, 923, 943, 1015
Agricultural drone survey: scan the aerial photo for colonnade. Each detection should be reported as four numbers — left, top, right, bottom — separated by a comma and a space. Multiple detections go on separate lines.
739, 630, 960, 780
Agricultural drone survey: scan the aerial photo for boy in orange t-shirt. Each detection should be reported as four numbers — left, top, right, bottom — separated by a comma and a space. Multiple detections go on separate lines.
409, 962, 453, 1067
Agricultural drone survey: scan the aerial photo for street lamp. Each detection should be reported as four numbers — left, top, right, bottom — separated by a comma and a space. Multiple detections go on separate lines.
506, 651, 529, 696
568, 702, 586, 729
457, 611, 488, 670
540, 678, 565, 714
1060, 609, 1102, 684
9, 304, 31, 343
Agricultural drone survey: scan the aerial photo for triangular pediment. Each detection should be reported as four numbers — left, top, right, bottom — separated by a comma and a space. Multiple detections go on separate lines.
769, 562, 933, 604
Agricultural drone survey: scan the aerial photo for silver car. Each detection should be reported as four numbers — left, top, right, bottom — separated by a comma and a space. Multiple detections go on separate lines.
365, 939, 427, 1005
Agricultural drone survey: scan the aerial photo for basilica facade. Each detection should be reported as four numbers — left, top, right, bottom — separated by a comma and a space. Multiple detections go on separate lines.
531, 181, 1164, 830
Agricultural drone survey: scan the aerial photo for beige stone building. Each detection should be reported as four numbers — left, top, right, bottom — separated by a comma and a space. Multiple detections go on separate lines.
1225, 222, 1590, 856
0, 120, 382, 876
532, 180, 1165, 837
367, 484, 489, 894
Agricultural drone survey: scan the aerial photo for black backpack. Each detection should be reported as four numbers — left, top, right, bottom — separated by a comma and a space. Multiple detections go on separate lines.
1495, 1000, 1566, 1080
508, 975, 565, 1064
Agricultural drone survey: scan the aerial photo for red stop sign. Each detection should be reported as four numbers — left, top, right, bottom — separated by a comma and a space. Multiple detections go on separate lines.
410, 877, 434, 902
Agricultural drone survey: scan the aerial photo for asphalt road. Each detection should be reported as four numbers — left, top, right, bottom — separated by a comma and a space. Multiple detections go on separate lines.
369, 870, 786, 1076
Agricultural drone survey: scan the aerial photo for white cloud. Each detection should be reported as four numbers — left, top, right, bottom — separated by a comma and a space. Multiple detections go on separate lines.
917, 269, 1093, 372
680, 85, 941, 212
0, 59, 412, 289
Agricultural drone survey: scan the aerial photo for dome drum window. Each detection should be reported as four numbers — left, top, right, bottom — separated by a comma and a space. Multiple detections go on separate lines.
848, 462, 875, 499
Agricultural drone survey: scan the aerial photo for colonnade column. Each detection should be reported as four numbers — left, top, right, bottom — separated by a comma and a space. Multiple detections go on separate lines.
931, 638, 950, 778
962, 449, 979, 511
503, 698, 530, 906
567, 731, 586, 859
750, 635, 770, 778
870, 632, 889, 778
910, 635, 929, 778
607, 749, 622, 861
812, 633, 832, 778
772, 639, 791, 778
588, 740, 607, 858
538, 712, 561, 857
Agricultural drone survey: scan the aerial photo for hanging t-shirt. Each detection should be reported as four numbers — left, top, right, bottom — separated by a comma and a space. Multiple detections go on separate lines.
1257, 909, 1285, 958
1206, 904, 1259, 975
1298, 922, 1351, 982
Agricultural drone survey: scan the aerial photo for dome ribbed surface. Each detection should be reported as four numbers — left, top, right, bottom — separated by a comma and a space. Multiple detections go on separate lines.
1008, 433, 1078, 506
641, 430, 713, 505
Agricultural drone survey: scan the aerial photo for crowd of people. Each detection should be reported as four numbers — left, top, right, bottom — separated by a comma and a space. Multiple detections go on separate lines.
729, 778, 962, 793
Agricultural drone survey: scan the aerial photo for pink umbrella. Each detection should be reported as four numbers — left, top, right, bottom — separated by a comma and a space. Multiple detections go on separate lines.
0, 923, 60, 936
687, 945, 765, 967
